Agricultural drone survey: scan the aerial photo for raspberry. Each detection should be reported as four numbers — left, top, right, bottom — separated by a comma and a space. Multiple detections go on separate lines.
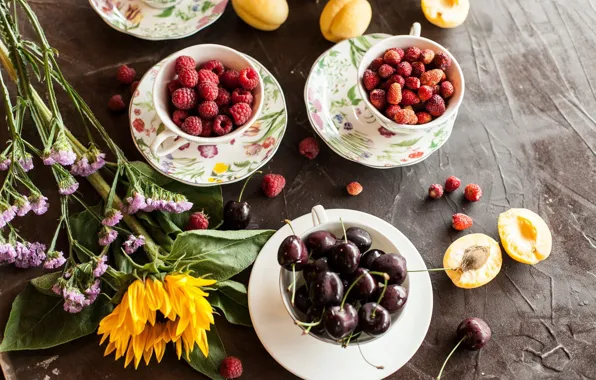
401, 89, 420, 106
107, 94, 126, 112
452, 213, 473, 231
299, 137, 320, 159
404, 47, 421, 62
116, 65, 136, 84
445, 176, 461, 192
425, 95, 446, 117
239, 67, 259, 90
261, 174, 285, 198
130, 81, 139, 93
229, 102, 252, 125
418, 85, 434, 102
385, 104, 401, 120
198, 69, 219, 84
181, 116, 203, 136
405, 77, 420, 90
178, 68, 199, 88
185, 211, 209, 230
168, 79, 182, 94
389, 47, 405, 60
172, 88, 197, 110
200, 119, 213, 137
420, 69, 444, 86
213, 115, 233, 136
197, 100, 219, 119
369, 57, 384, 71
175, 56, 196, 74
383, 49, 401, 66
420, 49, 435, 65
362, 69, 381, 91
434, 52, 452, 71
386, 74, 405, 88
464, 184, 483, 202
396, 61, 412, 77
369, 89, 386, 110
220, 356, 243, 379
386, 83, 402, 105
346, 181, 363, 196
172, 110, 189, 126
416, 111, 432, 124
220, 69, 240, 89
215, 87, 231, 106
440, 81, 454, 98
411, 62, 426, 77
200, 60, 225, 75
428, 184, 444, 199
433, 85, 441, 95
394, 109, 418, 124
378, 64, 395, 79
197, 81, 219, 101
231, 88, 254, 104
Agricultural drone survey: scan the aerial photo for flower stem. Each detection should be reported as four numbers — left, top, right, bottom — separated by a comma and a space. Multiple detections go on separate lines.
436, 335, 467, 380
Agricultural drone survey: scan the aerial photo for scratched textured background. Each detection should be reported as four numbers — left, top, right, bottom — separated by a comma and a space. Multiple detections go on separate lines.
0, 0, 595, 379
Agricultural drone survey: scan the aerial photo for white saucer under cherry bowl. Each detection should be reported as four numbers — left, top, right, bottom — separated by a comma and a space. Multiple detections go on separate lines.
248, 207, 433, 379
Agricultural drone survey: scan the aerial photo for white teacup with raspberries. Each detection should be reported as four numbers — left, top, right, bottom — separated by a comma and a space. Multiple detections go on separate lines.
151, 44, 263, 157
357, 28, 464, 132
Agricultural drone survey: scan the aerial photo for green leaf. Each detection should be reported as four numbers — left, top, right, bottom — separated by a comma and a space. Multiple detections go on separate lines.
211, 281, 251, 326
156, 6, 175, 17
215, 280, 248, 306
201, 1, 215, 13
184, 326, 226, 380
130, 161, 173, 186
169, 230, 274, 281
233, 160, 251, 168
70, 205, 102, 261
30, 272, 61, 296
347, 85, 362, 106
392, 137, 422, 147
0, 285, 112, 351
158, 182, 223, 232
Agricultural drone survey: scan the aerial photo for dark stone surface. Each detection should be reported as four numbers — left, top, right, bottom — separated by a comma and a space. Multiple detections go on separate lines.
1, 0, 596, 379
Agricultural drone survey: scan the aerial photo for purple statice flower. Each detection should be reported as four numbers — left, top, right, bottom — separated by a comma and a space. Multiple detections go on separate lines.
43, 250, 66, 269
51, 282, 62, 295
123, 191, 146, 214
70, 156, 92, 177
14, 196, 31, 217
42, 150, 56, 166
93, 255, 108, 277
18, 154, 34, 172
58, 176, 79, 195
101, 209, 122, 227
123, 235, 145, 254
89, 151, 106, 173
14, 242, 46, 268
29, 194, 49, 215
62, 287, 86, 313
98, 227, 117, 247
0, 205, 17, 228
50, 133, 76, 166
0, 243, 16, 264
0, 155, 10, 171
174, 199, 193, 213
84, 279, 101, 305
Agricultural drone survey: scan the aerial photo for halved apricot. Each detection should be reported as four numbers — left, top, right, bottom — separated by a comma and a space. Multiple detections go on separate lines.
421, 0, 470, 29
498, 208, 552, 265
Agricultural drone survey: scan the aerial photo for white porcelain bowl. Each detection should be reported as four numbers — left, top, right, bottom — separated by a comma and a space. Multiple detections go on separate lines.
150, 44, 264, 156
357, 23, 465, 133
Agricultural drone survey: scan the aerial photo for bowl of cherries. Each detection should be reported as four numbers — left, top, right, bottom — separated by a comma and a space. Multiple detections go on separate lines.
277, 206, 409, 346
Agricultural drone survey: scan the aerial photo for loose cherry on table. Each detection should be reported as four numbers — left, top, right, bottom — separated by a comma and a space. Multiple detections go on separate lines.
223, 171, 261, 230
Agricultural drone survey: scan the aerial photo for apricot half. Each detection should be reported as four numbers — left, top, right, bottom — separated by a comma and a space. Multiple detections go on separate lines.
498, 208, 552, 265
443, 234, 502, 289
421, 0, 470, 29
319, 0, 372, 43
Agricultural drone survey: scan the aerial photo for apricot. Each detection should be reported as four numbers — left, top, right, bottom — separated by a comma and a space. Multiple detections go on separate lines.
232, 0, 288, 31
443, 234, 502, 289
421, 0, 470, 29
498, 208, 552, 265
319, 0, 372, 43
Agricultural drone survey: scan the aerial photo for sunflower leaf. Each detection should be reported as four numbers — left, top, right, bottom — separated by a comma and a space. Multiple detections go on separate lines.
211, 280, 251, 326
0, 284, 112, 351
169, 230, 274, 281
184, 326, 226, 380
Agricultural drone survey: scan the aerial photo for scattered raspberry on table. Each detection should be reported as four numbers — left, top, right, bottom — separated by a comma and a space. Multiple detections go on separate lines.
464, 184, 483, 202
185, 211, 209, 230
346, 181, 363, 196
299, 137, 320, 159
262, 174, 286, 198
116, 64, 136, 84
452, 213, 473, 230
219, 356, 243, 379
107, 94, 125, 112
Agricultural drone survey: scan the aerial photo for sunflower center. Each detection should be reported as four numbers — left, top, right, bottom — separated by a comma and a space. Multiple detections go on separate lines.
155, 310, 168, 324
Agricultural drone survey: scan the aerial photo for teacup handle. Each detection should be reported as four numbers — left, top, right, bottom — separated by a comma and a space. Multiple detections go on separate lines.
150, 130, 188, 157
410, 22, 421, 37
311, 205, 328, 227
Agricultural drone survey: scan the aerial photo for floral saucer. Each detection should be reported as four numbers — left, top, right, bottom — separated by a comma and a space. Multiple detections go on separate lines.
304, 34, 453, 169
89, 0, 228, 40
129, 55, 287, 186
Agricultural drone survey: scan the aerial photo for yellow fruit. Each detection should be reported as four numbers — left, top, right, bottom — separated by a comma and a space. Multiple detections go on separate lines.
443, 234, 502, 289
232, 0, 288, 31
319, 0, 372, 43
421, 0, 470, 29
498, 208, 552, 265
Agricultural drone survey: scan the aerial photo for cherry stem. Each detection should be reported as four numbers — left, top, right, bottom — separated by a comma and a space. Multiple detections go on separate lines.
342, 330, 360, 348
340, 217, 347, 244
357, 342, 384, 370
371, 275, 389, 319
436, 335, 467, 380
284, 219, 297, 236
295, 320, 321, 327
291, 264, 296, 306
238, 170, 261, 202
408, 268, 456, 273
341, 271, 389, 310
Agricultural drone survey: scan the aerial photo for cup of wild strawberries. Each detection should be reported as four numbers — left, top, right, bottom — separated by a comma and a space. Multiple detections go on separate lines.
357, 23, 464, 133
150, 44, 264, 157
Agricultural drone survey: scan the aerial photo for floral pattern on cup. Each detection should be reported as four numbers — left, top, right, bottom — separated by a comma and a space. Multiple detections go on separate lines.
304, 34, 453, 168
130, 56, 287, 187
89, 0, 228, 40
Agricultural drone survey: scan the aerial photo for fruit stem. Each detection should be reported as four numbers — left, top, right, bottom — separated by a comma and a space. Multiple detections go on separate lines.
284, 219, 297, 236
238, 170, 262, 202
372, 275, 389, 319
408, 268, 456, 272
436, 335, 467, 380
295, 320, 321, 327
342, 330, 361, 348
340, 217, 347, 244
341, 271, 389, 310
291, 263, 296, 306
357, 342, 384, 370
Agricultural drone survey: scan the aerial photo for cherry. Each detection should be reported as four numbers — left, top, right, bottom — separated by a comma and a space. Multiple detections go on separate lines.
329, 219, 361, 274
371, 253, 407, 284
223, 171, 260, 230
345, 227, 372, 252
347, 267, 377, 301
360, 249, 385, 269
309, 272, 344, 306
294, 285, 312, 314
358, 302, 391, 335
277, 234, 308, 270
323, 304, 359, 340
303, 257, 329, 284
306, 231, 337, 259
305, 306, 326, 335
375, 284, 408, 313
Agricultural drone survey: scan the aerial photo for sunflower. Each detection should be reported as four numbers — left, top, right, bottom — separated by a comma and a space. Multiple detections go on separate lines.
98, 274, 216, 368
